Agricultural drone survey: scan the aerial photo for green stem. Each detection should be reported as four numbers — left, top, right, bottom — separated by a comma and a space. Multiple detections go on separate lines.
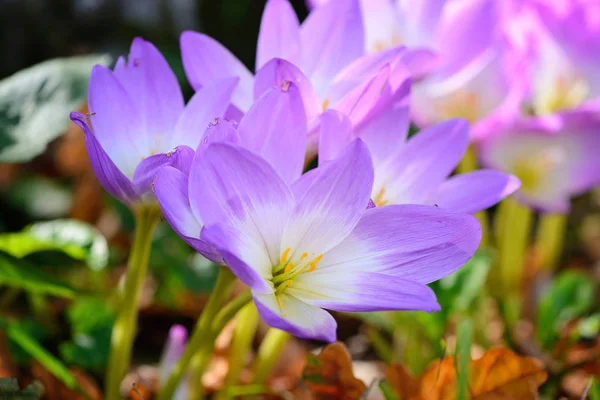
366, 327, 393, 364
105, 205, 160, 400
457, 145, 478, 174
497, 198, 533, 296
535, 213, 567, 272
252, 329, 291, 384
215, 303, 260, 400
158, 267, 239, 400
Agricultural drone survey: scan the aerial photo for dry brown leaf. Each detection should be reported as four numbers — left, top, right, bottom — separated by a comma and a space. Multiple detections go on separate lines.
385, 347, 546, 400
302, 342, 367, 400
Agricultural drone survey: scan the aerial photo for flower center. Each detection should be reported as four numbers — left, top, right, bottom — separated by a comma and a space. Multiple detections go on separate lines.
536, 74, 590, 115
441, 90, 481, 122
512, 150, 558, 193
373, 187, 389, 206
271, 247, 323, 295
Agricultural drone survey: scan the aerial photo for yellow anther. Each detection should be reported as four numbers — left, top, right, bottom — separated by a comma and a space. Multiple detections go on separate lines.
280, 247, 291, 264
151, 150, 157, 156
287, 280, 293, 287
284, 262, 294, 275
374, 187, 388, 206
281, 80, 291, 92
307, 254, 323, 273
300, 252, 309, 260
322, 98, 330, 111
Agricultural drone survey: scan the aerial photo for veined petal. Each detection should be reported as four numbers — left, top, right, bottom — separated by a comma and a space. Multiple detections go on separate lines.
180, 31, 254, 112
132, 145, 195, 195
253, 292, 337, 342
326, 46, 405, 105
373, 119, 469, 205
172, 77, 239, 149
88, 65, 143, 177
70, 112, 138, 205
154, 166, 223, 263
318, 110, 353, 165
281, 140, 373, 258
256, 0, 301, 70
400, 48, 443, 80
114, 37, 184, 152
332, 65, 391, 126
254, 58, 322, 123
317, 204, 481, 284
300, 0, 365, 99
430, 170, 521, 214
189, 143, 295, 269
354, 78, 411, 165
290, 272, 440, 312
238, 82, 307, 184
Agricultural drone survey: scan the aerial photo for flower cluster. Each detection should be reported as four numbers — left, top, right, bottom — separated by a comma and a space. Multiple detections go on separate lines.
71, 0, 600, 342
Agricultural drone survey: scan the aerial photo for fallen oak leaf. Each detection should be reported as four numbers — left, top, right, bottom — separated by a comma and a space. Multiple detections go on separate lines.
386, 364, 420, 400
302, 342, 367, 400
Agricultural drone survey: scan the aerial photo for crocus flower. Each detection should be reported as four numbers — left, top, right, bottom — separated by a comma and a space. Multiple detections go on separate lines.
319, 86, 521, 214
159, 325, 188, 400
154, 80, 307, 264
180, 0, 421, 147
69, 37, 237, 205
155, 139, 482, 341
523, 0, 600, 115
479, 112, 600, 213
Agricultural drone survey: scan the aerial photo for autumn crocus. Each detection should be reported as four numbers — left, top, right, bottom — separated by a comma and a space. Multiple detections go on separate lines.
522, 0, 600, 115
69, 37, 238, 400
70, 37, 237, 206
319, 95, 520, 215
159, 326, 188, 400
155, 139, 481, 341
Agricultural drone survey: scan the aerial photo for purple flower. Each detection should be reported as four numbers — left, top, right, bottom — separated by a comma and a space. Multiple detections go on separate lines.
319, 95, 521, 214
154, 80, 307, 264
69, 37, 237, 205
479, 112, 600, 213
159, 325, 188, 400
155, 139, 481, 341
179, 0, 423, 155
522, 0, 600, 115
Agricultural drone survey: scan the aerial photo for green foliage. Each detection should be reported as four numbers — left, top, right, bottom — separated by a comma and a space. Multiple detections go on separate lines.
588, 379, 600, 400
0, 253, 77, 298
59, 298, 115, 372
0, 219, 109, 270
0, 318, 80, 393
455, 319, 472, 400
0, 377, 44, 399
536, 270, 595, 349
379, 379, 400, 400
0, 55, 110, 162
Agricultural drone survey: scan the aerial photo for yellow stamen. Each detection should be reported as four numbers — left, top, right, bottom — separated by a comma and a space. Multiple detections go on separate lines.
307, 254, 323, 273
374, 187, 388, 206
280, 247, 291, 264
287, 280, 293, 287
151, 150, 157, 156
322, 98, 330, 111
284, 262, 294, 275
300, 252, 309, 260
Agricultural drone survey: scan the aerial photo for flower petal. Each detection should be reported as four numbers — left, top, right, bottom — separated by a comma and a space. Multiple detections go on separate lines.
317, 204, 481, 284
300, 0, 365, 98
318, 109, 353, 165
238, 82, 307, 183
189, 143, 295, 269
88, 65, 143, 177
374, 119, 469, 205
197, 118, 241, 150
132, 145, 195, 195
430, 170, 521, 214
291, 272, 440, 312
172, 77, 239, 149
154, 166, 223, 263
256, 0, 301, 70
254, 58, 322, 123
114, 37, 184, 152
332, 65, 391, 126
253, 292, 337, 342
282, 140, 373, 257
70, 112, 137, 205
180, 31, 254, 112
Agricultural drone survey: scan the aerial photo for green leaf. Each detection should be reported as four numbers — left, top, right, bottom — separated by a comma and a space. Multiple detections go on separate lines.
432, 249, 494, 315
379, 380, 400, 400
537, 270, 595, 349
0, 318, 79, 393
0, 253, 76, 298
589, 378, 600, 400
455, 319, 472, 400
59, 298, 114, 372
0, 219, 108, 270
0, 55, 110, 162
